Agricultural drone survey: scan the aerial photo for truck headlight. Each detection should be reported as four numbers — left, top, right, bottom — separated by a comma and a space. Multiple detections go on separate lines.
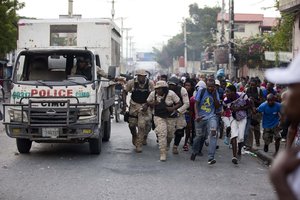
78, 108, 97, 120
8, 109, 28, 122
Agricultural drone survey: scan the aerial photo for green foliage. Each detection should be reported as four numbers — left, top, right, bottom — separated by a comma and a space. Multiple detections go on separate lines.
268, 13, 295, 52
0, 0, 24, 59
153, 4, 221, 68
234, 0, 295, 69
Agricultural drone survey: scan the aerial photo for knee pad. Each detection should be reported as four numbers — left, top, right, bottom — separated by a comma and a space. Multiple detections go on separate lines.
175, 129, 185, 137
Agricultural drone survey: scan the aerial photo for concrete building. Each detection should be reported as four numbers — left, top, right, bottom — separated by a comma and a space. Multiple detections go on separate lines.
216, 13, 277, 43
279, 0, 300, 56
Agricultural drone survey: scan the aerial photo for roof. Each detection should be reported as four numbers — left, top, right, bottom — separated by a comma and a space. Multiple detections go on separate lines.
217, 13, 264, 22
262, 17, 278, 27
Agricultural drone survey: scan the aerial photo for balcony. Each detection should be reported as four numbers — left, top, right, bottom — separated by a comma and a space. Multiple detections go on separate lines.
279, 0, 300, 12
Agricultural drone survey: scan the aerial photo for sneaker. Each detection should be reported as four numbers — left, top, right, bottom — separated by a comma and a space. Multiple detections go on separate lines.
173, 146, 179, 154
183, 144, 189, 151
232, 157, 238, 165
190, 153, 196, 161
281, 138, 286, 142
264, 144, 269, 152
197, 152, 203, 156
224, 136, 229, 145
208, 159, 216, 165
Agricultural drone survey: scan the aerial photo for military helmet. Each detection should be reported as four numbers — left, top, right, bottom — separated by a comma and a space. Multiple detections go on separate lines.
135, 69, 147, 76
154, 81, 168, 89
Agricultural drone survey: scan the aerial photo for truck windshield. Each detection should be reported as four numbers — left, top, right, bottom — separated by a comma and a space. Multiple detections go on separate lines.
15, 52, 94, 82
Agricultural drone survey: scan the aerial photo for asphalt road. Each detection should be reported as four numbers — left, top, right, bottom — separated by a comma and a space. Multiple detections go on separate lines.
0, 118, 276, 200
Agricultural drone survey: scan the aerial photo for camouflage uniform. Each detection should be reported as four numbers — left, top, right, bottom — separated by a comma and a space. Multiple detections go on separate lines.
125, 76, 154, 152
147, 85, 180, 161
263, 127, 281, 145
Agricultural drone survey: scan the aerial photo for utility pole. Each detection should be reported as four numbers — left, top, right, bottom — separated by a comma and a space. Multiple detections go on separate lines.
129, 36, 133, 59
123, 28, 131, 70
183, 18, 188, 73
111, 0, 115, 20
68, 0, 73, 18
229, 0, 236, 79
221, 0, 225, 45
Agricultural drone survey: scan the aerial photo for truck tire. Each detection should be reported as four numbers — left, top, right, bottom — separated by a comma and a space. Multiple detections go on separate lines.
102, 119, 111, 142
16, 138, 32, 153
89, 136, 102, 154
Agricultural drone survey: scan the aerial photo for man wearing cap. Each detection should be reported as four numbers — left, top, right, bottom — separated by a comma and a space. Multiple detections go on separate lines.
266, 54, 300, 199
146, 81, 181, 161
168, 77, 190, 154
122, 69, 154, 153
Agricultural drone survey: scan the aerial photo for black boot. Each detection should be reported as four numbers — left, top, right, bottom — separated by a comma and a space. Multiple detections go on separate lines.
264, 144, 269, 152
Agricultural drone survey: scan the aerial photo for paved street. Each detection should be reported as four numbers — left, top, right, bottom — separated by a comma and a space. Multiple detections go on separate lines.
0, 118, 276, 200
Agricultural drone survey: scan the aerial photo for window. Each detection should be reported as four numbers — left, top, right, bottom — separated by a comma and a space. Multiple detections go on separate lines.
111, 39, 120, 66
234, 24, 245, 32
50, 25, 77, 46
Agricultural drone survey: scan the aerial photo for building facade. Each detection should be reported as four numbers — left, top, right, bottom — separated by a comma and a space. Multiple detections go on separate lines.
279, 0, 300, 56
216, 13, 277, 43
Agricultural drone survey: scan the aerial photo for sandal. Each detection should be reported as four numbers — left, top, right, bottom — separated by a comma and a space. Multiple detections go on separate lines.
183, 144, 189, 151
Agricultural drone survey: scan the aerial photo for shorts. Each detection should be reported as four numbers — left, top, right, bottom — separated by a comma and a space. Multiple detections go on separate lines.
231, 118, 247, 143
263, 127, 281, 145
222, 116, 233, 129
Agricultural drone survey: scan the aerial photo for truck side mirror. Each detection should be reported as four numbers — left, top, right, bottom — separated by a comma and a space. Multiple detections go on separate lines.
95, 55, 101, 67
107, 66, 116, 79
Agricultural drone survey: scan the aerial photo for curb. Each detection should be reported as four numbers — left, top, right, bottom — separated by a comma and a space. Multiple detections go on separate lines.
251, 149, 273, 165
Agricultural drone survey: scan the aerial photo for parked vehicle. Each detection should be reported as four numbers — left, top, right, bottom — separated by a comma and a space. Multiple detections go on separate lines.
3, 17, 121, 154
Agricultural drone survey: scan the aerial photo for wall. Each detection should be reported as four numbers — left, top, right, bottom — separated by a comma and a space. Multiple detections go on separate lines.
239, 65, 266, 80
293, 14, 300, 56
217, 22, 261, 42
172, 59, 201, 75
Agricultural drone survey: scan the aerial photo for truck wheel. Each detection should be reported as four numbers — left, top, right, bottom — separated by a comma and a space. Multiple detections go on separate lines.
89, 136, 102, 155
102, 119, 111, 142
16, 139, 32, 153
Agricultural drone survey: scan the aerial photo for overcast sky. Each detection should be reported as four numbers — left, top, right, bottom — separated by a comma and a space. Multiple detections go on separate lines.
18, 0, 280, 52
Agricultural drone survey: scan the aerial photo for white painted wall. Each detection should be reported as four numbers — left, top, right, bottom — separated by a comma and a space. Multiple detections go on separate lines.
293, 14, 300, 56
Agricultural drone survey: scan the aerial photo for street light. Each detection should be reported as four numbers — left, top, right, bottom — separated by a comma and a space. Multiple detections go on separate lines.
183, 18, 187, 73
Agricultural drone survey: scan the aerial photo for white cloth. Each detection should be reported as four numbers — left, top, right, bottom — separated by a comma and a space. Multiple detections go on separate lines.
265, 53, 300, 84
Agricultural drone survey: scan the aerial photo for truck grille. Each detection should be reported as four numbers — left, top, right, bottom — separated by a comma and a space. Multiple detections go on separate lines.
26, 108, 78, 125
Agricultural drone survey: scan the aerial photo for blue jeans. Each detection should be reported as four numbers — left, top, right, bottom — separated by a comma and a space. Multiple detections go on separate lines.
192, 116, 218, 160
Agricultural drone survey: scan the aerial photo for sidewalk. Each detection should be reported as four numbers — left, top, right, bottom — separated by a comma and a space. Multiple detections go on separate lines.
249, 139, 286, 165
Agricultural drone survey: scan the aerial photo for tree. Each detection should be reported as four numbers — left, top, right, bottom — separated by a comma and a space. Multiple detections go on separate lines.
153, 4, 221, 67
0, 0, 25, 59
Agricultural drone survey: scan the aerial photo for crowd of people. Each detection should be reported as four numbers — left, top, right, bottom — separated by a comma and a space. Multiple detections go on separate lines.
119, 53, 300, 198
121, 68, 291, 165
